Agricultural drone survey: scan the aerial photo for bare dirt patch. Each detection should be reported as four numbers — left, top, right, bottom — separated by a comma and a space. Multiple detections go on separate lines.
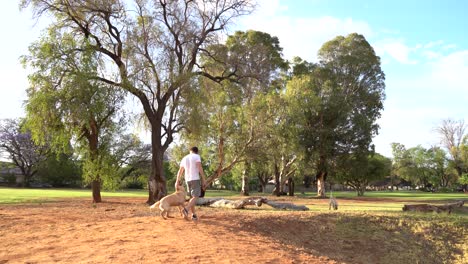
0, 198, 466, 264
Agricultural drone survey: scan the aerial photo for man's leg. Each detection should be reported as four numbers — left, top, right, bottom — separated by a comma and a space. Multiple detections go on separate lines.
187, 196, 198, 216
184, 180, 200, 219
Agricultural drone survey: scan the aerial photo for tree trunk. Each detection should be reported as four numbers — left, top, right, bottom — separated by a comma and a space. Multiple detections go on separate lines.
86, 123, 102, 203
258, 182, 264, 192
147, 148, 167, 204
316, 172, 326, 197
257, 172, 268, 192
288, 177, 294, 196
390, 175, 395, 191
357, 186, 365, 196
273, 164, 281, 196
92, 180, 102, 203
146, 125, 167, 205
241, 167, 249, 196
316, 155, 327, 198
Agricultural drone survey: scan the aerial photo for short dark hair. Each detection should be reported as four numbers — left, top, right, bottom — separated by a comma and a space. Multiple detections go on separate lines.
190, 146, 199, 153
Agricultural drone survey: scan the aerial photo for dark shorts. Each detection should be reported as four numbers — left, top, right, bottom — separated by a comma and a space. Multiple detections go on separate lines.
187, 180, 201, 197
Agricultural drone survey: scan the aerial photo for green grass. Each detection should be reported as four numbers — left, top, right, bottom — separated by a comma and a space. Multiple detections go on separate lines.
298, 190, 467, 201
0, 187, 466, 206
0, 187, 243, 204
0, 187, 147, 204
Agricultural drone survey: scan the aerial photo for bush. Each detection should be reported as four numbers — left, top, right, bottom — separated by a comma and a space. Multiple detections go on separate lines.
36, 154, 82, 187
120, 174, 147, 189
437, 187, 454, 193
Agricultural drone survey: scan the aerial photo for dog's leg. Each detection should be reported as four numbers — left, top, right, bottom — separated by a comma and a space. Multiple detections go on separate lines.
178, 205, 184, 217
166, 208, 173, 218
160, 210, 168, 220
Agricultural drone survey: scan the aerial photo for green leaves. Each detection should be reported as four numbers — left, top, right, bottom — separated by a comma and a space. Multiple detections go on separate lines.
23, 25, 127, 191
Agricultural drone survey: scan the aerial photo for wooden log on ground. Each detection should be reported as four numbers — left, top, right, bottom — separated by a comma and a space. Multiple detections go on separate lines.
196, 197, 224, 206
264, 200, 309, 211
402, 200, 464, 214
196, 197, 308, 211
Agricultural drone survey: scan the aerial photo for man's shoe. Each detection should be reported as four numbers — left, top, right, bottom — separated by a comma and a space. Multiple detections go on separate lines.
192, 214, 198, 221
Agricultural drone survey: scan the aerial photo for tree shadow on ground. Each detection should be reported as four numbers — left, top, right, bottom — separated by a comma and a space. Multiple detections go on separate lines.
202, 211, 466, 264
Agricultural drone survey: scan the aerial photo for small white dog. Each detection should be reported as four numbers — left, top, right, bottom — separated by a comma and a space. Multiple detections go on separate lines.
329, 197, 338, 210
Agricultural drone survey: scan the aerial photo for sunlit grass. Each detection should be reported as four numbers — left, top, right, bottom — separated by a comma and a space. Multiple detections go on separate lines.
0, 187, 244, 204
0, 187, 147, 204
297, 190, 467, 201
0, 187, 466, 206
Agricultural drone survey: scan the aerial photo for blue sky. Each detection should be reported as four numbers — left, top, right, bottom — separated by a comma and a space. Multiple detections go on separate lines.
1, 0, 467, 158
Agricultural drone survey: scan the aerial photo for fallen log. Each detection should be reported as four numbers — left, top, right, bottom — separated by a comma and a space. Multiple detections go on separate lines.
196, 197, 224, 206
196, 197, 309, 211
402, 200, 465, 214
264, 200, 309, 211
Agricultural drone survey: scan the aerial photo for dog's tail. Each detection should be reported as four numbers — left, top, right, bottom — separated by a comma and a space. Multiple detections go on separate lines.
149, 201, 160, 211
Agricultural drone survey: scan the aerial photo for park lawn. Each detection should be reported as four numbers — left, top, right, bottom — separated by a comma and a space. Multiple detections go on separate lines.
296, 190, 467, 201
1, 188, 466, 217
0, 187, 148, 203
0, 187, 241, 204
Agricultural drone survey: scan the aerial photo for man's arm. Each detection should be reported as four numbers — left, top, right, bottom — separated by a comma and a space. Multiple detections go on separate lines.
197, 162, 206, 189
175, 166, 184, 188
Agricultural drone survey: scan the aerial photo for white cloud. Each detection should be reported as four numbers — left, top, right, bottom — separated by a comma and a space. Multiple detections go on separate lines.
374, 39, 418, 64
423, 40, 444, 49
422, 50, 442, 60
442, 44, 457, 50
238, 1, 373, 61
430, 50, 468, 89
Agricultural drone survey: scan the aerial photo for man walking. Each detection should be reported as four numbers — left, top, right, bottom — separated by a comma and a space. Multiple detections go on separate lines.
175, 146, 206, 221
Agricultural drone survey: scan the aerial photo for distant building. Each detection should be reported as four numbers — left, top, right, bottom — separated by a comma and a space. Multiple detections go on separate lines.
0, 167, 23, 185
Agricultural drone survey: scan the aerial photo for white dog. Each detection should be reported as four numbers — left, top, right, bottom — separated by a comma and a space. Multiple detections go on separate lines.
329, 197, 338, 210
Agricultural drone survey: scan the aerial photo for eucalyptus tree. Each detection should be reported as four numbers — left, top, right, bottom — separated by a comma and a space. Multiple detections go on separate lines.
21, 0, 254, 203
335, 153, 391, 196
286, 33, 385, 197
23, 29, 125, 202
0, 119, 48, 186
180, 30, 288, 193
436, 119, 467, 178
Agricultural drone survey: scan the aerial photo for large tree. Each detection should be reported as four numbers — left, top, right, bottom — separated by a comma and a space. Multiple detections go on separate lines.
22, 0, 254, 204
435, 119, 467, 178
336, 153, 391, 196
180, 30, 288, 191
0, 119, 48, 186
393, 143, 458, 190
23, 29, 125, 202
286, 33, 385, 197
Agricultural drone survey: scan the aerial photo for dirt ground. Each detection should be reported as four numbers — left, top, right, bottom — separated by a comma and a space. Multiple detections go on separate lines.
0, 197, 466, 264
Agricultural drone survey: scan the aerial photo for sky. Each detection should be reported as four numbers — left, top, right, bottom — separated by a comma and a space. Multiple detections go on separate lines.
0, 0, 467, 158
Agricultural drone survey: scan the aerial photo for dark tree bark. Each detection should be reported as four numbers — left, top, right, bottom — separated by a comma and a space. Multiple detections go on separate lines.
257, 172, 268, 192
288, 177, 295, 196
91, 180, 102, 203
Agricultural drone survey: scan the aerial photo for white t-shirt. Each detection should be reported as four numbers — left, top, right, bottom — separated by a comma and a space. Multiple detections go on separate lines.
180, 153, 202, 182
